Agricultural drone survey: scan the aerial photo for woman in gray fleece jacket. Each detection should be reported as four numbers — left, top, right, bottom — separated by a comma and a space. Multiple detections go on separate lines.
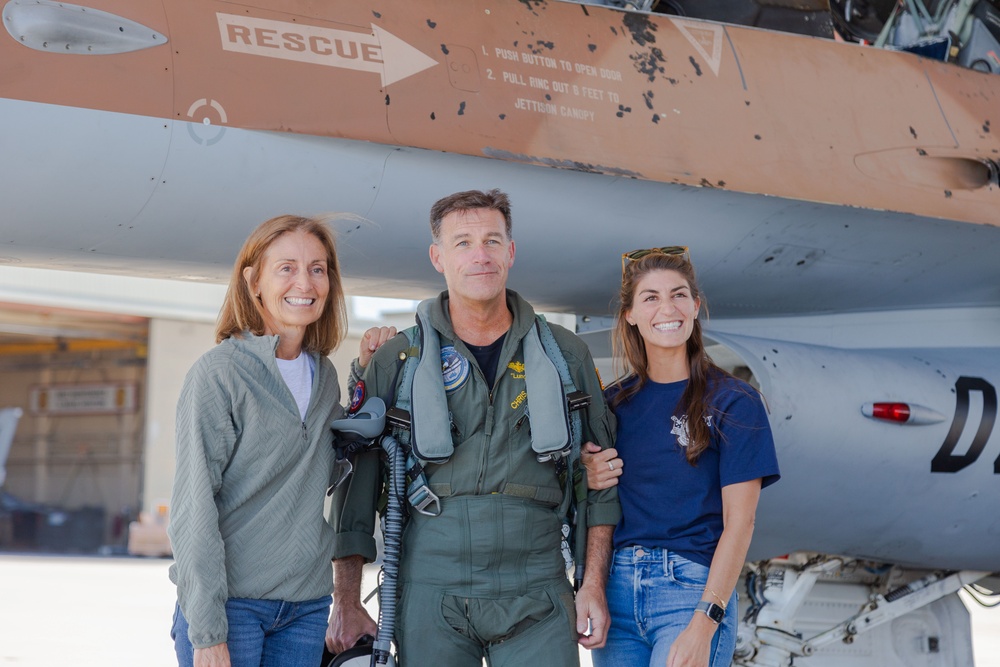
167, 215, 391, 667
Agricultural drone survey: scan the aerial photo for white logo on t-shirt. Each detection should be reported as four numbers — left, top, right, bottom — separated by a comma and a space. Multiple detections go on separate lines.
670, 414, 713, 448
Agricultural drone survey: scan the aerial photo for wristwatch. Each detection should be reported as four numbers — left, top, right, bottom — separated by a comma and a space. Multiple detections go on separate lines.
695, 600, 726, 624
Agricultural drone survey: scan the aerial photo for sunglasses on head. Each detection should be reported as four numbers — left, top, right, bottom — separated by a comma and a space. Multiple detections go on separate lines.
620, 246, 690, 277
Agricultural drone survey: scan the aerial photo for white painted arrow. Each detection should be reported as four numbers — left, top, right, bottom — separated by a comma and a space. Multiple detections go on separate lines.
216, 13, 438, 87
372, 24, 439, 86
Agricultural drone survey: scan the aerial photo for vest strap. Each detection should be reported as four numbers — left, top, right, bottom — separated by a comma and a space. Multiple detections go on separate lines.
409, 299, 456, 462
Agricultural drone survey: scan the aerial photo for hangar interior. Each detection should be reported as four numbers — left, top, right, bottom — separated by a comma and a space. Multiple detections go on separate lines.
0, 302, 149, 553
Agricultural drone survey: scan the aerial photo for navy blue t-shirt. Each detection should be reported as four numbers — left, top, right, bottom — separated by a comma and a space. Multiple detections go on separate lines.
609, 375, 780, 567
464, 333, 506, 389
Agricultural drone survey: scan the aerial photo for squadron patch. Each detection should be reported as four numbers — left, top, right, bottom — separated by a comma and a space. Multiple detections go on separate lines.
441, 345, 470, 394
349, 380, 366, 414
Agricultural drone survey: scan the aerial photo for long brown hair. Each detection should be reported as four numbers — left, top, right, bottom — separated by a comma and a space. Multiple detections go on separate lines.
610, 251, 731, 464
215, 215, 347, 356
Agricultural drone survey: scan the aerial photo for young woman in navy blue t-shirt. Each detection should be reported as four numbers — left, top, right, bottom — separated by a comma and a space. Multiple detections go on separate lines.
584, 247, 780, 667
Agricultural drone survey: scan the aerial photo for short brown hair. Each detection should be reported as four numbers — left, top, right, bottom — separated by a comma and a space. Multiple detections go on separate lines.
215, 215, 347, 356
429, 189, 512, 241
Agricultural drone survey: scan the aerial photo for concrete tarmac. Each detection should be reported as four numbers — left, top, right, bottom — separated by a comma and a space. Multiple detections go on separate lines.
0, 554, 997, 666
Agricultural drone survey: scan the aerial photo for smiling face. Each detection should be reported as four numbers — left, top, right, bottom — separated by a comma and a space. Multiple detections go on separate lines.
429, 207, 515, 307
243, 229, 330, 338
625, 268, 701, 359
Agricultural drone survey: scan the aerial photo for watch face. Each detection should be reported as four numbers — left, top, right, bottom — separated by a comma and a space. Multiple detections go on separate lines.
697, 601, 726, 624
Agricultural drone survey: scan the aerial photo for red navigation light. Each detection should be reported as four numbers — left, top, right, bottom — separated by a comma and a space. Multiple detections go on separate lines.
870, 403, 911, 423
861, 402, 946, 425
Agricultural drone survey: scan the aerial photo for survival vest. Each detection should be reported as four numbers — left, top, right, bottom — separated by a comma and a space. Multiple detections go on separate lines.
387, 298, 592, 581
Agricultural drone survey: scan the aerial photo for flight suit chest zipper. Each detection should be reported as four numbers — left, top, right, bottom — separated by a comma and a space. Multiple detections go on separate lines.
473, 345, 516, 494
473, 358, 496, 494
475, 403, 495, 494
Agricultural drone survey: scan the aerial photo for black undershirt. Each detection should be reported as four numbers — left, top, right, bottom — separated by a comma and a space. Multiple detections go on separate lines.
464, 333, 507, 389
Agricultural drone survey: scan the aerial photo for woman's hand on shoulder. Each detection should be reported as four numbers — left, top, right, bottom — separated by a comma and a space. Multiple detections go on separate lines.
358, 326, 397, 368
581, 442, 622, 490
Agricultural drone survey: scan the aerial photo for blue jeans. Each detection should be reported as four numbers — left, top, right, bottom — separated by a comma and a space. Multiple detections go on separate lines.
593, 547, 737, 667
171, 596, 331, 667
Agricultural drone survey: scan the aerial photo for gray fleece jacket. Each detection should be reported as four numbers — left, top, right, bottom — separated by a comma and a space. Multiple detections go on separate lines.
168, 333, 343, 648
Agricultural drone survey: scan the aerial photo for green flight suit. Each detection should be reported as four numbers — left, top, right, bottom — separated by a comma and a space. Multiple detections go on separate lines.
332, 290, 619, 666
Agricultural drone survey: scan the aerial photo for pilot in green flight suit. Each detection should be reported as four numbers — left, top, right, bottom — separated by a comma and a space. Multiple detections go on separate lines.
328, 189, 619, 667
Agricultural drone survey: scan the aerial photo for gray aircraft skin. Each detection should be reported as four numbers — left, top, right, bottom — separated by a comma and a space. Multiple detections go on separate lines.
1, 3, 998, 663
